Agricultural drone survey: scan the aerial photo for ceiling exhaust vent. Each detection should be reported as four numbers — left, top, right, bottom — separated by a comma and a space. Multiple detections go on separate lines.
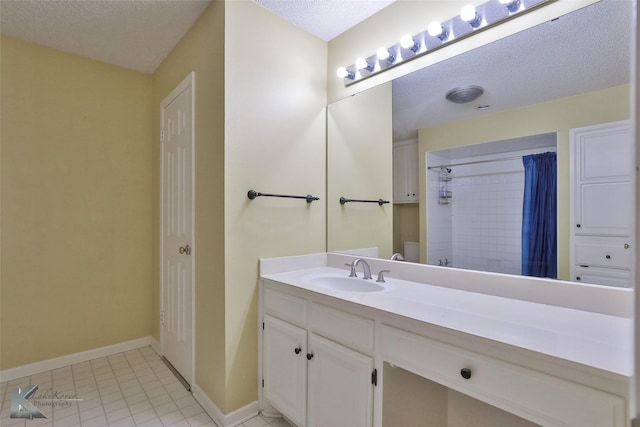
445, 85, 484, 104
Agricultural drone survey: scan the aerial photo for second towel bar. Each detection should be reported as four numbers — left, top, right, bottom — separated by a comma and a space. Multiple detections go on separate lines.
248, 190, 319, 203
340, 197, 390, 206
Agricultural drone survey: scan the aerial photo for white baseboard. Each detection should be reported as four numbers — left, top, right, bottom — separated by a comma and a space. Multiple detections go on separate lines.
192, 383, 259, 427
0, 336, 152, 383
150, 336, 161, 355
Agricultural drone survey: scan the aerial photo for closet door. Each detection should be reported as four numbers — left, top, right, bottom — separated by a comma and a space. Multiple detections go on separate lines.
572, 121, 633, 237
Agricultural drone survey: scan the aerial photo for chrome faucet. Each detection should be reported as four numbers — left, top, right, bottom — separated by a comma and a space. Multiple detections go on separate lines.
346, 258, 372, 280
390, 253, 404, 261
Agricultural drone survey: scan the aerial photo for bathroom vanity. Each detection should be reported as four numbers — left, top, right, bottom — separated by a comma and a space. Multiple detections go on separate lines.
258, 253, 632, 427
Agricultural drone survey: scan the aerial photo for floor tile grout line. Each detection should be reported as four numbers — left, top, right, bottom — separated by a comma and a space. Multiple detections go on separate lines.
68, 358, 81, 425
125, 348, 188, 426
148, 353, 195, 425
122, 347, 177, 425
80, 351, 114, 426
49, 361, 80, 426
109, 348, 147, 425
100, 352, 139, 425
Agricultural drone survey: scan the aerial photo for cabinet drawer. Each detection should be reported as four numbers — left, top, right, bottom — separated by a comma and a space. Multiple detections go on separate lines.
575, 241, 632, 269
380, 325, 625, 427
264, 287, 306, 327
309, 303, 374, 354
574, 266, 631, 288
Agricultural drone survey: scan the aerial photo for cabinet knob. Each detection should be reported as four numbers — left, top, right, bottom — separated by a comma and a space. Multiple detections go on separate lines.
460, 368, 472, 380
306, 353, 314, 360
294, 347, 301, 354
576, 277, 581, 281
625, 243, 630, 249
576, 224, 581, 228
605, 254, 611, 259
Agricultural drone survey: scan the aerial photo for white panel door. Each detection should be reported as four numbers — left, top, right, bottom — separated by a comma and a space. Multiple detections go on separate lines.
161, 74, 194, 385
307, 333, 374, 427
263, 315, 308, 427
572, 121, 633, 237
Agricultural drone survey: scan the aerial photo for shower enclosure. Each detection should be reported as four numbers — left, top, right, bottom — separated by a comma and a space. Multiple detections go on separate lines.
425, 134, 557, 276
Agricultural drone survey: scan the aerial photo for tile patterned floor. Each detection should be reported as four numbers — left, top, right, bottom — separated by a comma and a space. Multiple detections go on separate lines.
0, 347, 291, 427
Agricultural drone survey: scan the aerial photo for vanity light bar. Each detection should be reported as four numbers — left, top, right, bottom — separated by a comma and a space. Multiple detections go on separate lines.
337, 0, 552, 86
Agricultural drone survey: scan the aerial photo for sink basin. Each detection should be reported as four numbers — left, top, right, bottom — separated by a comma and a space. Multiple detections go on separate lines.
303, 274, 387, 293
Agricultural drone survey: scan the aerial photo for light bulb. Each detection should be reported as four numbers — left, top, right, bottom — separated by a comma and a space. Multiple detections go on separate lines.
336, 66, 354, 79
355, 57, 370, 71
428, 21, 443, 37
400, 34, 419, 52
377, 47, 390, 61
460, 5, 482, 28
460, 5, 476, 21
428, 21, 448, 41
376, 47, 396, 64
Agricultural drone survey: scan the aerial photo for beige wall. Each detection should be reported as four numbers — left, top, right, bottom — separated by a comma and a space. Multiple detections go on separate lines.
418, 84, 631, 280
223, 1, 327, 412
0, 36, 153, 369
152, 1, 226, 408
327, 83, 393, 257
393, 204, 419, 255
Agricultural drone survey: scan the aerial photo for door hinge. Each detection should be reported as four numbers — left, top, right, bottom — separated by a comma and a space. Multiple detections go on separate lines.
160, 129, 166, 142
371, 369, 377, 386
160, 311, 166, 326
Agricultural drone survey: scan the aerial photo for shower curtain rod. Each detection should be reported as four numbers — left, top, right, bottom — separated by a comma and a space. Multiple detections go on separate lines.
427, 155, 526, 170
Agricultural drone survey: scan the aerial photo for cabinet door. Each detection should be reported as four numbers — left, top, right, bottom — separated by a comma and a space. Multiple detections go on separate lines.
572, 121, 633, 237
264, 315, 307, 427
393, 141, 419, 203
307, 333, 374, 427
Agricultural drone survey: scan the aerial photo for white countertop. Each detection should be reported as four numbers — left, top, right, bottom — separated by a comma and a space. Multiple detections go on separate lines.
262, 266, 632, 377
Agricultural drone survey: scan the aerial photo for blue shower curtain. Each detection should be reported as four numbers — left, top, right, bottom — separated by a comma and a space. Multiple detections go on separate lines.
521, 152, 557, 279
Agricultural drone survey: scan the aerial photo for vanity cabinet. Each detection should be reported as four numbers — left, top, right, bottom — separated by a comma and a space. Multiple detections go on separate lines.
570, 120, 633, 287
393, 140, 419, 203
262, 285, 375, 427
307, 333, 374, 427
260, 257, 630, 427
263, 314, 307, 427
380, 325, 625, 427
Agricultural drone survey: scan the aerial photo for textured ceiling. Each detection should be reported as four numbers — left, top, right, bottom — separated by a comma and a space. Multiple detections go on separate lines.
0, 0, 631, 139
0, 0, 212, 73
392, 0, 632, 141
253, 0, 396, 41
0, 0, 395, 73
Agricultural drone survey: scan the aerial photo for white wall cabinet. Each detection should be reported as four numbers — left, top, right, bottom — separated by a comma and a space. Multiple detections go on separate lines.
570, 121, 634, 287
262, 287, 375, 427
393, 140, 419, 203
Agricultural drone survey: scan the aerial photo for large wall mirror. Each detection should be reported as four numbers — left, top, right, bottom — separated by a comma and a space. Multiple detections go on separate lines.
327, 0, 634, 286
